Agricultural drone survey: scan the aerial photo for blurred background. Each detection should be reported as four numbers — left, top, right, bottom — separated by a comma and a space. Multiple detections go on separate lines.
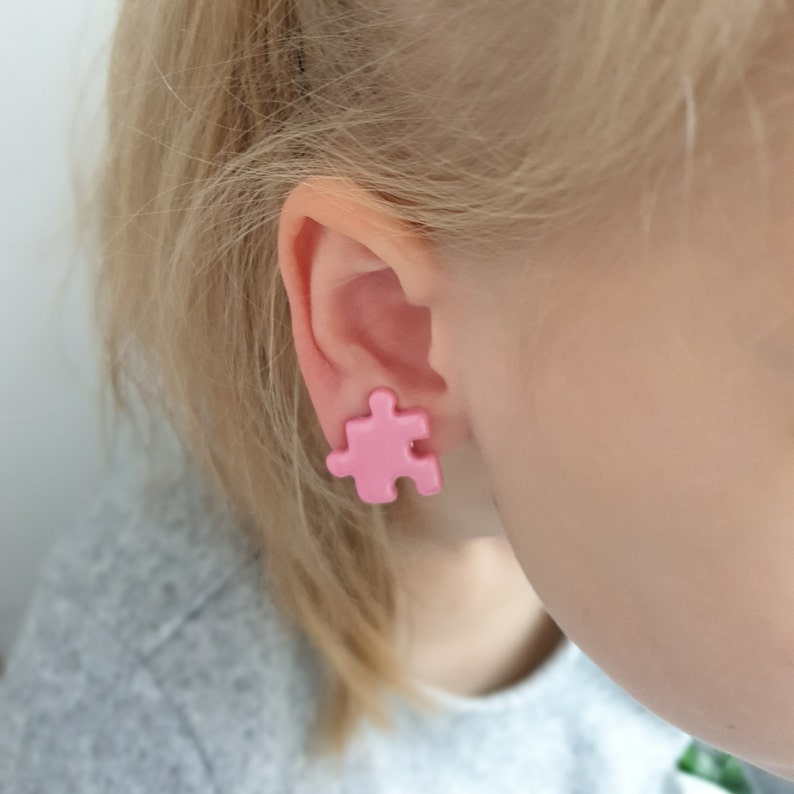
0, 0, 117, 666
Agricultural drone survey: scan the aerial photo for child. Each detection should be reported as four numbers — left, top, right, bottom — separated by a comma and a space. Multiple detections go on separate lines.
2, 0, 794, 790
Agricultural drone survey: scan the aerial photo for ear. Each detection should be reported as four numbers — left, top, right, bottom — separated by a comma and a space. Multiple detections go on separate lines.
277, 176, 469, 460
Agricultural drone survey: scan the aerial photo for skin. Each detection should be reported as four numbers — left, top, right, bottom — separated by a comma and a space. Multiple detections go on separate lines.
277, 72, 794, 779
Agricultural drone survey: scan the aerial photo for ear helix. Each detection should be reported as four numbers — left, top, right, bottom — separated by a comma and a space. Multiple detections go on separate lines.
325, 386, 443, 504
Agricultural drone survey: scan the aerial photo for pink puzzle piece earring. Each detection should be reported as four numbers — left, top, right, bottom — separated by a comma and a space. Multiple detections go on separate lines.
325, 386, 443, 504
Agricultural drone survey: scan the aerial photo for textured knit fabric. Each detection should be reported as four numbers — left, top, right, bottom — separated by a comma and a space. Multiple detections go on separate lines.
1, 440, 792, 794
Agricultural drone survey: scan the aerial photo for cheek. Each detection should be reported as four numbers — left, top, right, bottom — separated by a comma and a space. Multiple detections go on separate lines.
469, 286, 794, 770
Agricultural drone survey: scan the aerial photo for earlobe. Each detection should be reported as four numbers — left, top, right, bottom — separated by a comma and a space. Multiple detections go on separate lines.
276, 177, 465, 458
325, 386, 444, 504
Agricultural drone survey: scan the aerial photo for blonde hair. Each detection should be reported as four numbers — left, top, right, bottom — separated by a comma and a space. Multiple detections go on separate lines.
88, 0, 789, 763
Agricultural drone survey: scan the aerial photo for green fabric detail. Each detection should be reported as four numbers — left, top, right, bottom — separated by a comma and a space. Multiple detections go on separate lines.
676, 741, 754, 793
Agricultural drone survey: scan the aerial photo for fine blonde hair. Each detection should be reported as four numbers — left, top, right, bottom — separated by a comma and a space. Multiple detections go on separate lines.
88, 0, 790, 763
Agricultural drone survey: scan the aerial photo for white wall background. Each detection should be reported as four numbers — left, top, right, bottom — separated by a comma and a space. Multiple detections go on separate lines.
0, 0, 118, 662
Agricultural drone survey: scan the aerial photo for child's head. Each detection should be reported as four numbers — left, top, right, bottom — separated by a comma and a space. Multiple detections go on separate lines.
95, 0, 794, 777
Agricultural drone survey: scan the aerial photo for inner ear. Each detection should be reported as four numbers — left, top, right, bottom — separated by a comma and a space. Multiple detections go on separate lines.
331, 266, 433, 378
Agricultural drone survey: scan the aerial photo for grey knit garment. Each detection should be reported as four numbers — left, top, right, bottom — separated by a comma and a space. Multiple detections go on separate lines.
1, 442, 791, 794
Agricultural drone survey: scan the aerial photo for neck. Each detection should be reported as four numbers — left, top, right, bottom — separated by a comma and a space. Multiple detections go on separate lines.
386, 441, 564, 696
391, 528, 564, 697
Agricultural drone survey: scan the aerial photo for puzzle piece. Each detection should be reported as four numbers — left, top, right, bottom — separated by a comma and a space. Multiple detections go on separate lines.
325, 387, 443, 504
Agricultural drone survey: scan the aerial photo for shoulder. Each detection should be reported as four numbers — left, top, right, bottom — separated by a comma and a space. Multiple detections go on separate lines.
0, 432, 314, 792
0, 587, 220, 792
38, 433, 259, 658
